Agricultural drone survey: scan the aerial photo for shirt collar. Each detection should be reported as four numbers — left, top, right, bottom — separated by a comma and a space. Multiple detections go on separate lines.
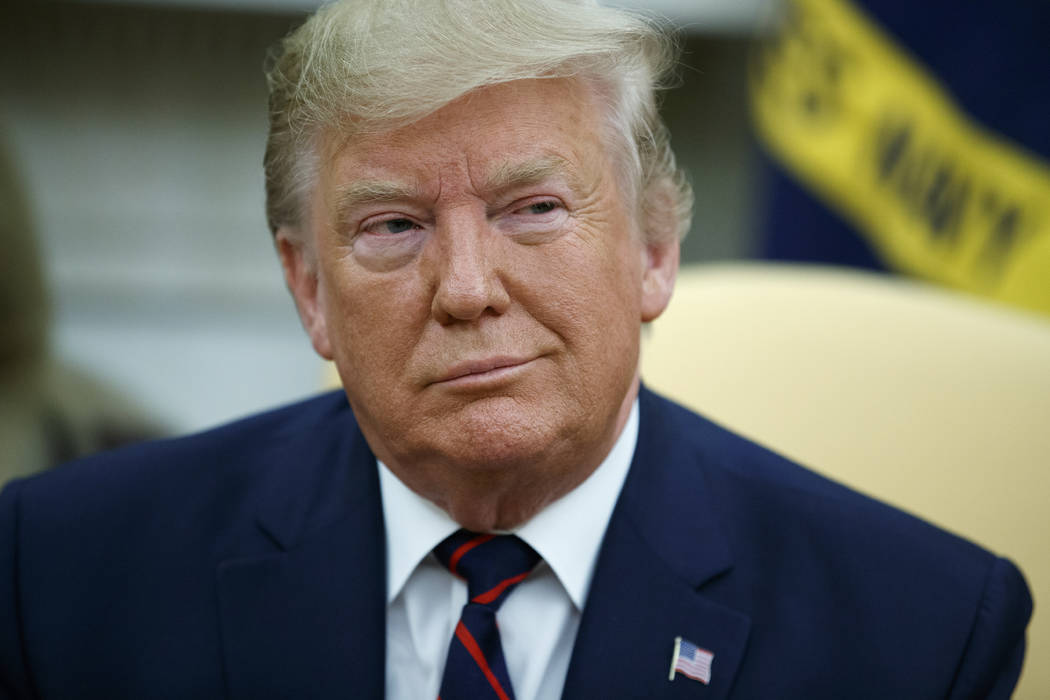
379, 461, 460, 605
379, 398, 639, 609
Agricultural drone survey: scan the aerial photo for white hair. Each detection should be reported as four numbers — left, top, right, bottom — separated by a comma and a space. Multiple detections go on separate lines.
263, 0, 693, 244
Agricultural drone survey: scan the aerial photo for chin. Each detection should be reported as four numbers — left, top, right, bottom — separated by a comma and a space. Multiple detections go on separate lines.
431, 395, 575, 466
434, 428, 557, 474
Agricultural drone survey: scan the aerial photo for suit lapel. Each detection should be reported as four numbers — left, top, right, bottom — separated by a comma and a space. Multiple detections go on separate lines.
215, 401, 386, 699
561, 388, 751, 699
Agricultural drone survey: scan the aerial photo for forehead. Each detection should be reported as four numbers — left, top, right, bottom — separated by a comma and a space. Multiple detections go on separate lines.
318, 79, 614, 196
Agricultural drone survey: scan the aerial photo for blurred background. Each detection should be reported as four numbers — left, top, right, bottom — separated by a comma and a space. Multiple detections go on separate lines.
1, 0, 1048, 695
5, 0, 1046, 442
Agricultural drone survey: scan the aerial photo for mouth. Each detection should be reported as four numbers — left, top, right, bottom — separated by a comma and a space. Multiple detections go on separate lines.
432, 355, 538, 388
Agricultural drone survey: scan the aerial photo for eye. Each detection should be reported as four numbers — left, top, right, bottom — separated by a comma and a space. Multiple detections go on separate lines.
510, 198, 563, 218
496, 196, 569, 243
525, 200, 559, 215
361, 216, 422, 236
381, 218, 417, 234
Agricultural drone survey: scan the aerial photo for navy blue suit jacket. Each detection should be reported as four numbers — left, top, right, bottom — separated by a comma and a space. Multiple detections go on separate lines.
0, 388, 1032, 698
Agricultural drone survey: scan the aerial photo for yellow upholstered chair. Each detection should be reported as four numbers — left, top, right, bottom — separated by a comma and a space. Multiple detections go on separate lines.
640, 263, 1050, 699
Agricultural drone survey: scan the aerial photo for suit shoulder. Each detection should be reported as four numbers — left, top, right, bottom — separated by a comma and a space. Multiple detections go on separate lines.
640, 387, 1006, 580
642, 388, 895, 503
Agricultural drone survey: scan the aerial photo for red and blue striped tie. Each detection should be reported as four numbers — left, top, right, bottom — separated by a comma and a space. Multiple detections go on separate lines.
434, 530, 541, 700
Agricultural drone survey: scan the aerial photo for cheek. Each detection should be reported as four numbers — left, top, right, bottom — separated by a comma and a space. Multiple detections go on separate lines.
513, 234, 643, 350
318, 261, 424, 374
568, 227, 645, 312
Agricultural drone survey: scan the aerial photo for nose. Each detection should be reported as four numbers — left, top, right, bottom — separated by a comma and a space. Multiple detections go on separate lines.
429, 209, 511, 324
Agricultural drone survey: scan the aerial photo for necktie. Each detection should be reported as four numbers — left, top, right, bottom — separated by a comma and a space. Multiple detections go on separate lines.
433, 529, 541, 700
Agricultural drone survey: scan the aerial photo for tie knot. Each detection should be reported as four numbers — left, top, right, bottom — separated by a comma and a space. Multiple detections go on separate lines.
434, 530, 541, 609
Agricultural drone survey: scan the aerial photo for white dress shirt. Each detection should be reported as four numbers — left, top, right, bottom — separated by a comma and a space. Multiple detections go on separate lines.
380, 399, 639, 700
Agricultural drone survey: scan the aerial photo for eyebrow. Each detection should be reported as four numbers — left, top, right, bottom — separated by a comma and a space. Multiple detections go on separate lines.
330, 180, 419, 223
481, 154, 580, 195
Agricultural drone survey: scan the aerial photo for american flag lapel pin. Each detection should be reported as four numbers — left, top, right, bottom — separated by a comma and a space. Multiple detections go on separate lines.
668, 636, 713, 685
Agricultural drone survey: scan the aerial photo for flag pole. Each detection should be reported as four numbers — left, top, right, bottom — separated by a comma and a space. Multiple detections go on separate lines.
668, 636, 682, 681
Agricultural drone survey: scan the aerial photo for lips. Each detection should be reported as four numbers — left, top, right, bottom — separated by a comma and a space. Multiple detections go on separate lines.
433, 355, 536, 385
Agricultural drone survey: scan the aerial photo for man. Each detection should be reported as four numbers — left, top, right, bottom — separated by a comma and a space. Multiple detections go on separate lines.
0, 0, 1032, 698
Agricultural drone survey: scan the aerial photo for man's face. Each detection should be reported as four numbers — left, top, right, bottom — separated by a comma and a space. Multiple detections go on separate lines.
279, 78, 678, 529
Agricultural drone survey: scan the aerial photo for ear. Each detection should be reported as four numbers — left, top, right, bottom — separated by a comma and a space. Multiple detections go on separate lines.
639, 233, 679, 323
275, 228, 334, 360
